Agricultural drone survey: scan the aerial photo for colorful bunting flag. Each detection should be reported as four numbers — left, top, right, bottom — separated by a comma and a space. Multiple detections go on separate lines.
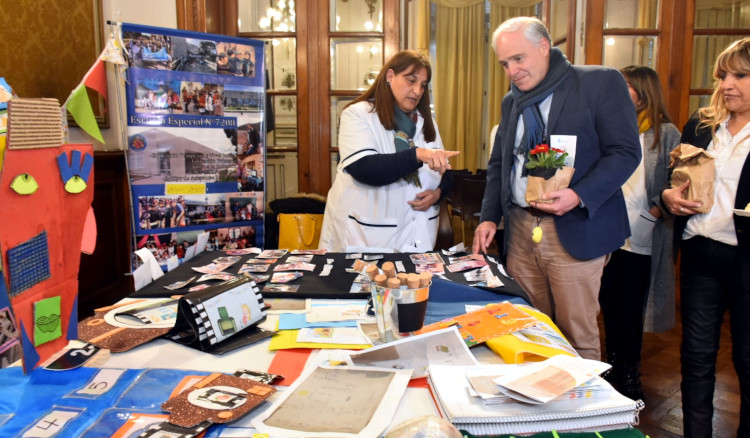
66, 84, 103, 143
101, 27, 127, 66
83, 58, 107, 99
62, 24, 128, 145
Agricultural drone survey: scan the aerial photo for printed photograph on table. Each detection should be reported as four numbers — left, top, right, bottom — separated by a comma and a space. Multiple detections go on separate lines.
198, 286, 264, 342
0, 307, 21, 368
262, 284, 300, 293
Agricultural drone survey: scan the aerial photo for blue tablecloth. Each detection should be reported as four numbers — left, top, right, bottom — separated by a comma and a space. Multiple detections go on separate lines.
425, 277, 528, 325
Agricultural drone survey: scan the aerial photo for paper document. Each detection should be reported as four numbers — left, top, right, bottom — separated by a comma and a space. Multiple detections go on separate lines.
253, 366, 411, 437
493, 355, 610, 404
346, 326, 478, 379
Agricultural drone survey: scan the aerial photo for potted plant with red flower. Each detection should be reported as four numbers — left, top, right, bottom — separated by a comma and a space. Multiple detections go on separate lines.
524, 143, 575, 204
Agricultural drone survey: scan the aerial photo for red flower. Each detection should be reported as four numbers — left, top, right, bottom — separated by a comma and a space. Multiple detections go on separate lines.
526, 143, 568, 170
530, 144, 550, 155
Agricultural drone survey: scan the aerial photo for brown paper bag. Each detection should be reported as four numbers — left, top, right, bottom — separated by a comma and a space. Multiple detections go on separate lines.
525, 166, 575, 204
669, 144, 715, 213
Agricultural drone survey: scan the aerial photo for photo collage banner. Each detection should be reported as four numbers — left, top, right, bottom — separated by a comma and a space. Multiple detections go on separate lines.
121, 23, 266, 268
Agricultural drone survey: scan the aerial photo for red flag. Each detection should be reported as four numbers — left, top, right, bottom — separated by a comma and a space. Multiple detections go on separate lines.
83, 58, 107, 99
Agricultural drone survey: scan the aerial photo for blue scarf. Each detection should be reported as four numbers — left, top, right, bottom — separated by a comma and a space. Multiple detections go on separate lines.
394, 105, 422, 187
511, 47, 571, 176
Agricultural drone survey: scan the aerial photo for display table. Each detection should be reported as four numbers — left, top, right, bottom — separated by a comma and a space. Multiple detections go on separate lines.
0, 250, 643, 437
131, 250, 529, 302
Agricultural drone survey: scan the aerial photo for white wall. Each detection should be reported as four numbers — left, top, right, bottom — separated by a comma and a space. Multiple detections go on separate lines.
68, 0, 177, 150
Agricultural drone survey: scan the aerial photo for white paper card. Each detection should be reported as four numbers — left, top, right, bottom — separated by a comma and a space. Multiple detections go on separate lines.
166, 255, 179, 272
75, 368, 127, 396
134, 247, 165, 281
132, 262, 151, 291
550, 135, 577, 167
195, 231, 210, 254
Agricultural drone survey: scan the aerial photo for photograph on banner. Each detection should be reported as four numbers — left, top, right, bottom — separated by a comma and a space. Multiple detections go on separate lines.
238, 122, 263, 157
126, 70, 260, 126
127, 126, 238, 186
239, 154, 264, 192
134, 225, 260, 271
216, 42, 257, 78
216, 226, 259, 251
123, 31, 173, 69
122, 22, 266, 253
227, 192, 264, 223
137, 192, 263, 231
177, 81, 224, 116
138, 195, 188, 229
171, 38, 218, 73
131, 78, 226, 117
224, 85, 263, 112
132, 78, 182, 115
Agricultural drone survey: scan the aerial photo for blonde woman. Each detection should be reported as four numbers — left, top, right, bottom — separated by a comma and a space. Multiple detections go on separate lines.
662, 37, 750, 437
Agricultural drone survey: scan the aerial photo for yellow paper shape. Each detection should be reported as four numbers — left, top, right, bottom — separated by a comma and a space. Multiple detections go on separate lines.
485, 305, 576, 364
268, 329, 371, 351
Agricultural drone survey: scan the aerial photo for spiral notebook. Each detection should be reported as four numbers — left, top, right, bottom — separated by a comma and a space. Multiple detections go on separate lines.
427, 364, 644, 435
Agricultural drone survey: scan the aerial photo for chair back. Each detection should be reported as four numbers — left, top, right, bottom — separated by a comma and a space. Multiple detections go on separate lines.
434, 199, 454, 250
460, 177, 487, 223
450, 171, 477, 217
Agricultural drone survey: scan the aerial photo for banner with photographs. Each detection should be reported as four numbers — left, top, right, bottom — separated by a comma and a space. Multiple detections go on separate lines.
122, 23, 265, 268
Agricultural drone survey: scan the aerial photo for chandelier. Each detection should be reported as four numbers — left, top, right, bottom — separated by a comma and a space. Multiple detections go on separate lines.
258, 0, 296, 32
364, 0, 377, 19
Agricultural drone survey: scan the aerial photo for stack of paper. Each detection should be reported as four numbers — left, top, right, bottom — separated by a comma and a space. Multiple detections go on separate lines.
428, 361, 643, 435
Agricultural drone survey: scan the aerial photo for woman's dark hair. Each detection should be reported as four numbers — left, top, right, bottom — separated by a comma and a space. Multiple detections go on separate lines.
347, 50, 436, 142
620, 65, 673, 150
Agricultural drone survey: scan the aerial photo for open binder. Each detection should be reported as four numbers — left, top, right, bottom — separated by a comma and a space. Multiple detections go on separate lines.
427, 364, 643, 435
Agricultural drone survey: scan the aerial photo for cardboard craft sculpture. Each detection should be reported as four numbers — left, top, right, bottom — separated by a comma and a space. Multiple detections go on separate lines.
0, 98, 95, 373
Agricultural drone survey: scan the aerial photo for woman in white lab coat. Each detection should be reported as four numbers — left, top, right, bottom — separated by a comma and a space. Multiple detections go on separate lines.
319, 50, 458, 253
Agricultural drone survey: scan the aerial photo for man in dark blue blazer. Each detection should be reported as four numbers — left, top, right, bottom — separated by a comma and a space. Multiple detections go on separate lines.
473, 17, 641, 360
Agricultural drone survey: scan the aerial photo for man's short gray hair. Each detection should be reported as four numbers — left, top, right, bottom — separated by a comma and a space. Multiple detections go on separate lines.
491, 16, 551, 52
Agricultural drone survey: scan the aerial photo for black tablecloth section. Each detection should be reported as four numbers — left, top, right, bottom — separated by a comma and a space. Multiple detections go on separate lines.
130, 250, 529, 302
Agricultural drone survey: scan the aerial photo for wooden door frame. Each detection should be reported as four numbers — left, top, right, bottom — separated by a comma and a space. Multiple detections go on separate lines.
178, 0, 401, 196
583, 0, 695, 128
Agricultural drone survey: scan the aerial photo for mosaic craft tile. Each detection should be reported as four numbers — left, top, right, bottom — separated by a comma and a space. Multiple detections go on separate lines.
7, 232, 51, 296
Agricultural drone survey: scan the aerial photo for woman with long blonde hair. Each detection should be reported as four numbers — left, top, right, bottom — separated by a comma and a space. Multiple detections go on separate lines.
662, 37, 750, 437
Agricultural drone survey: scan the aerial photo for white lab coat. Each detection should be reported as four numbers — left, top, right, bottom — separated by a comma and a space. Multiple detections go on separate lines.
319, 101, 445, 253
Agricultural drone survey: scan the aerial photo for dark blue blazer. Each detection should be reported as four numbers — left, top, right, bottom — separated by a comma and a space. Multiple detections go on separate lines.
480, 65, 641, 260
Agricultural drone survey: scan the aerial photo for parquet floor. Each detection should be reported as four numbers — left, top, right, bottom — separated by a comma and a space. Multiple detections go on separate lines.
637, 311, 740, 437
453, 215, 741, 437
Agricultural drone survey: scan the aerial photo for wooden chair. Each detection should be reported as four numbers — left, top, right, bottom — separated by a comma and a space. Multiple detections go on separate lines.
444, 169, 472, 205
459, 177, 487, 242
450, 175, 487, 245
434, 199, 454, 251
